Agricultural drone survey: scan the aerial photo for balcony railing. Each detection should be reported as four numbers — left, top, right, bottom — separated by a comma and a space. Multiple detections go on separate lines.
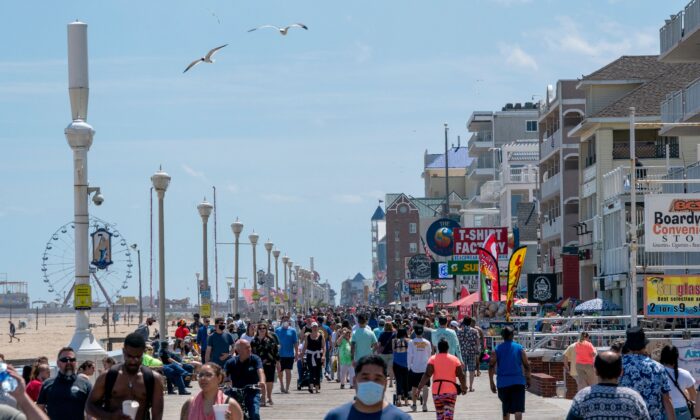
583, 164, 596, 183
541, 128, 561, 154
612, 142, 679, 159
541, 171, 561, 198
504, 167, 537, 184
603, 246, 628, 275
479, 180, 501, 203
686, 77, 700, 116
660, 11, 684, 55
661, 90, 683, 124
542, 216, 562, 240
602, 166, 667, 202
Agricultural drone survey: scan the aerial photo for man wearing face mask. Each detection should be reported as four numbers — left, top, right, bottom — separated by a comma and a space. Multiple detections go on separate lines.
37, 347, 93, 420
324, 355, 411, 420
206, 317, 235, 368
275, 314, 298, 394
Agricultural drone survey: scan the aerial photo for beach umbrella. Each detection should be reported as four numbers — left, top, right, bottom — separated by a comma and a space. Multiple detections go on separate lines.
573, 298, 621, 314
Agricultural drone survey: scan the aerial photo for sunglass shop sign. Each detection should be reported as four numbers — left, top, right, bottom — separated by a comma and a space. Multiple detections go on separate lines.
644, 194, 700, 252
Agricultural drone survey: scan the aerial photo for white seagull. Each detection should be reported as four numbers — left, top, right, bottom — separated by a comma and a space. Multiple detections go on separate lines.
183, 44, 228, 73
248, 23, 308, 36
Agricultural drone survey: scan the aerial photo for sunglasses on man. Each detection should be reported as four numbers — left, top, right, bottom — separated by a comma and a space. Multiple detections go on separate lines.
59, 357, 77, 363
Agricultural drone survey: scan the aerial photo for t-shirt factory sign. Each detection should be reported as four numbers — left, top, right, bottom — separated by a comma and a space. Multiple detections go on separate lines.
644, 194, 700, 252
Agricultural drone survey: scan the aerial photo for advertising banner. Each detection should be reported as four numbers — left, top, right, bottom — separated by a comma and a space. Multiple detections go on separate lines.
454, 228, 508, 257
426, 218, 461, 257
448, 260, 479, 275
527, 274, 556, 303
200, 303, 211, 318
645, 275, 700, 317
408, 254, 432, 279
644, 194, 700, 252
430, 262, 452, 279
91, 228, 114, 270
506, 246, 527, 321
407, 281, 429, 296
478, 247, 499, 301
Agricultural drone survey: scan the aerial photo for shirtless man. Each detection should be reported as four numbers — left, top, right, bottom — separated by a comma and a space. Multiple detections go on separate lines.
86, 332, 164, 420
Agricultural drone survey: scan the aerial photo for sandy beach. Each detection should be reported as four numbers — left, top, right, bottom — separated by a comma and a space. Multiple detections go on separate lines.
0, 312, 166, 362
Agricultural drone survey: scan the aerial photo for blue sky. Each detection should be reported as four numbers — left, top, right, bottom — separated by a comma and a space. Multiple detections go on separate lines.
0, 0, 687, 304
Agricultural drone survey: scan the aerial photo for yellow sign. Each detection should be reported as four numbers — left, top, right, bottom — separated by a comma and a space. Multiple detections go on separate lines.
252, 290, 260, 301
645, 275, 700, 318
74, 284, 92, 310
275, 297, 281, 304
200, 303, 211, 318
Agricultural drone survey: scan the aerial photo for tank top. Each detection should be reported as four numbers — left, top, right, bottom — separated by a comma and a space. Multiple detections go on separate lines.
495, 341, 526, 388
429, 353, 462, 395
307, 334, 322, 352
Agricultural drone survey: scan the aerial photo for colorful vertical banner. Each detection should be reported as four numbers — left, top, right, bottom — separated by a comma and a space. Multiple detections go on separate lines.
483, 233, 498, 260
477, 247, 499, 302
505, 246, 527, 321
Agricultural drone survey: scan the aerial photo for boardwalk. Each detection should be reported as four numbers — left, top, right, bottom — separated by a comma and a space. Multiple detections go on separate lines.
163, 372, 572, 419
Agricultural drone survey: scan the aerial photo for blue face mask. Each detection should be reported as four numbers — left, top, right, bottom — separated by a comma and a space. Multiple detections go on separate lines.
356, 381, 385, 405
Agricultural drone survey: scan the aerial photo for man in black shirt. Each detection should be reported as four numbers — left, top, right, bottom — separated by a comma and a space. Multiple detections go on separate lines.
37, 346, 92, 420
225, 339, 265, 420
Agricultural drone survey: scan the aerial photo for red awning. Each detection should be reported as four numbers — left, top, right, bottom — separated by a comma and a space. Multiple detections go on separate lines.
448, 293, 507, 308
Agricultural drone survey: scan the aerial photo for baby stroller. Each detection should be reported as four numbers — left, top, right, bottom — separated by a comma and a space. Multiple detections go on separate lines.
297, 359, 312, 391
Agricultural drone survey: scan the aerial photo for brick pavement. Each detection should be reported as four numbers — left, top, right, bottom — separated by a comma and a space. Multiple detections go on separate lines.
163, 372, 572, 419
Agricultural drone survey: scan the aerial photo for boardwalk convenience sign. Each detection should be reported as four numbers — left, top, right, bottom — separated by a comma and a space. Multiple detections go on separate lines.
645, 275, 700, 317
644, 194, 700, 252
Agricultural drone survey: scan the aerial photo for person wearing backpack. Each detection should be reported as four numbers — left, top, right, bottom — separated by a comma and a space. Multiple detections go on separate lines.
86, 332, 164, 420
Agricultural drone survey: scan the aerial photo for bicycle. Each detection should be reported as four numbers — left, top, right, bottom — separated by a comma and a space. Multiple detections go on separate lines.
223, 384, 260, 420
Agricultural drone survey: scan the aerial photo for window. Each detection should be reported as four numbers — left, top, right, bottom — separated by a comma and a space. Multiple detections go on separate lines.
526, 120, 538, 132
409, 243, 418, 253
409, 223, 417, 234
394, 230, 400, 242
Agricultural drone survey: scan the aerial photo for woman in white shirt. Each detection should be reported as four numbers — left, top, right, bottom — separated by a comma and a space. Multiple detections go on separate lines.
660, 345, 696, 420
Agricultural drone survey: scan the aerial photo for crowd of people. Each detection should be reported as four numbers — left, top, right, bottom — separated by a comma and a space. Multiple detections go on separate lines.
3, 304, 700, 420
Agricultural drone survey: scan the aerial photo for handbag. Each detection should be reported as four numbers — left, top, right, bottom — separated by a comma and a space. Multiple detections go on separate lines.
666, 370, 696, 417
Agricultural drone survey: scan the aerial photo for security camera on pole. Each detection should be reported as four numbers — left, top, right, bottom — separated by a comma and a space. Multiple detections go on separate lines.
65, 21, 107, 361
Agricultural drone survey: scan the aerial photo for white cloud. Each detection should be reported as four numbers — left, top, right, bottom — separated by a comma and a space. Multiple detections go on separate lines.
182, 164, 206, 180
534, 16, 658, 65
260, 193, 301, 203
226, 183, 240, 194
333, 194, 364, 204
354, 42, 373, 64
499, 44, 538, 71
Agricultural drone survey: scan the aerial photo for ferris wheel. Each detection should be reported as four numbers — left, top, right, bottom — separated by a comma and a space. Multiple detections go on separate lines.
41, 217, 133, 306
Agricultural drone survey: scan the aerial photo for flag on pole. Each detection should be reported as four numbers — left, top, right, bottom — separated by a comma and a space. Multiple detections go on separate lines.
420, 236, 434, 262
505, 246, 527, 321
477, 247, 499, 301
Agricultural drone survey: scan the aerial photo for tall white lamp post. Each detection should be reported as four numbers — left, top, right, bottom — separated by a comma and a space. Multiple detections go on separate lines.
264, 240, 273, 317
197, 198, 213, 317
65, 21, 107, 359
151, 167, 171, 338
273, 249, 280, 316
231, 220, 243, 315
282, 255, 289, 314
249, 232, 260, 317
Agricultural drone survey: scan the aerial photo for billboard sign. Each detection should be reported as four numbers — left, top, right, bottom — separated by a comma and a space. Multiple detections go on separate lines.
644, 194, 700, 252
453, 228, 508, 257
527, 274, 556, 303
645, 275, 700, 317
408, 254, 432, 279
91, 228, 114, 270
426, 218, 461, 257
448, 260, 479, 275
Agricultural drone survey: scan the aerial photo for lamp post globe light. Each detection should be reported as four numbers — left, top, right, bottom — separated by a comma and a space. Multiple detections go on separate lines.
65, 21, 108, 360
231, 219, 244, 316
249, 232, 259, 317
151, 167, 171, 338
264, 240, 273, 317
197, 198, 213, 317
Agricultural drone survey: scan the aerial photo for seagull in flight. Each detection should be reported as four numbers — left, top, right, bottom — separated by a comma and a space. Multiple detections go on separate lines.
248, 23, 308, 36
183, 44, 228, 73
